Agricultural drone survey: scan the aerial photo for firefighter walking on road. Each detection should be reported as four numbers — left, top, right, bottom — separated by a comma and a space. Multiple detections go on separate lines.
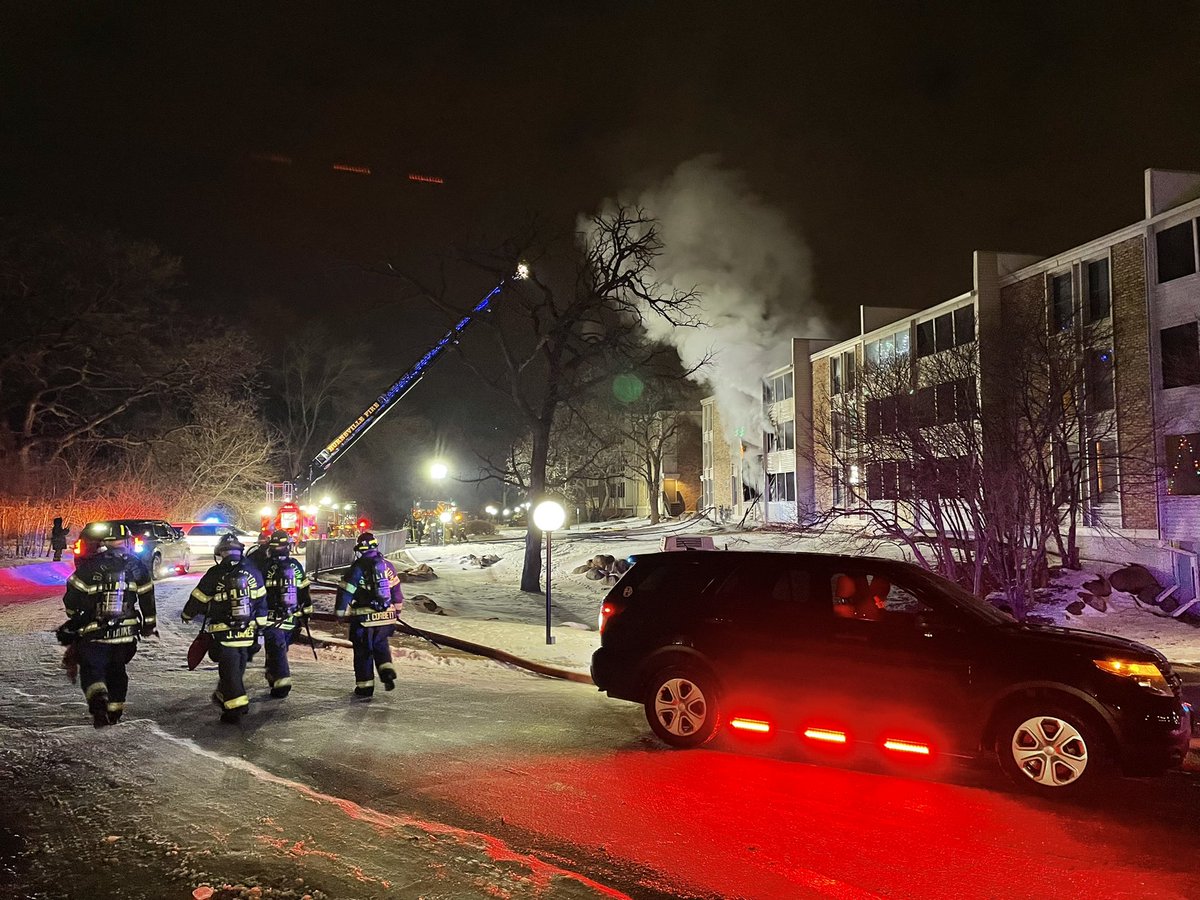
260, 529, 313, 698
182, 533, 267, 723
56, 523, 156, 728
335, 532, 403, 698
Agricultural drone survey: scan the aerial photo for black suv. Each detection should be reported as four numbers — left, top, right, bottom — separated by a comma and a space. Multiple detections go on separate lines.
79, 519, 192, 580
591, 551, 1192, 795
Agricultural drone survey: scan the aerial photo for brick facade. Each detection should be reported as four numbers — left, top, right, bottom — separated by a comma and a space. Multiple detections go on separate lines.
1111, 235, 1158, 531
810, 356, 832, 510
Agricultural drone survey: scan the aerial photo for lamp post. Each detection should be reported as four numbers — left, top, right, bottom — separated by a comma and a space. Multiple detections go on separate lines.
532, 499, 566, 645
438, 509, 452, 546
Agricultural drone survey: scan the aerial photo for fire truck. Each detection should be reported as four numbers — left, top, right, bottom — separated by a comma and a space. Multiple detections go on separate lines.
261, 264, 527, 531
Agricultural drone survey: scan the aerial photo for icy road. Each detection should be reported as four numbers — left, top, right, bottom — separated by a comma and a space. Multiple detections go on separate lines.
3, 576, 1200, 900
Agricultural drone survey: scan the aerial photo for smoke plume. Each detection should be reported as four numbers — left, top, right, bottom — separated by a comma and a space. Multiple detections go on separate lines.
606, 156, 824, 447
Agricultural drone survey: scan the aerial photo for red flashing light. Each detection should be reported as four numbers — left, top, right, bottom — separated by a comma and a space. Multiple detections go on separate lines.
730, 717, 771, 734
803, 727, 848, 744
357, 518, 370, 530
407, 173, 445, 184
598, 601, 624, 634
72, 539, 82, 556
332, 163, 371, 175
883, 738, 931, 755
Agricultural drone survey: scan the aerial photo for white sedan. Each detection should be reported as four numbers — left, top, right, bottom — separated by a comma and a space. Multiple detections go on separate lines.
175, 522, 256, 560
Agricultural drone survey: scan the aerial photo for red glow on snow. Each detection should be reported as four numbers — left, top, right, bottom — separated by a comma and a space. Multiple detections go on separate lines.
408, 173, 445, 183
730, 717, 771, 733
804, 727, 848, 744
332, 163, 372, 175
883, 738, 931, 755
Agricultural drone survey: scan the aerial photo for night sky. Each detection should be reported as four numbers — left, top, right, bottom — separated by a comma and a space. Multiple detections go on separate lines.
4, 1, 1200, 463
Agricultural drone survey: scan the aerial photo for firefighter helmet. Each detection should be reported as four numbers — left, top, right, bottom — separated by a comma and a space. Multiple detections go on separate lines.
214, 532, 245, 562
256, 529, 271, 545
268, 529, 293, 557
101, 522, 134, 555
354, 532, 378, 554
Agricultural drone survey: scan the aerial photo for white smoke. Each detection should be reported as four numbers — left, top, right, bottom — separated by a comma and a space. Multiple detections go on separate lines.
607, 156, 825, 446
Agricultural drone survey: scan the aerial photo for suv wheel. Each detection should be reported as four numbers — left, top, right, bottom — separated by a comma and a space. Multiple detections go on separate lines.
996, 706, 1107, 794
644, 665, 721, 749
151, 553, 163, 580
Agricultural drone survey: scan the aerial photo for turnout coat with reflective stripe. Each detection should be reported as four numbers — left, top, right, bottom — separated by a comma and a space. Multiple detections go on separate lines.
335, 552, 404, 627
261, 556, 313, 631
182, 560, 268, 648
63, 551, 155, 644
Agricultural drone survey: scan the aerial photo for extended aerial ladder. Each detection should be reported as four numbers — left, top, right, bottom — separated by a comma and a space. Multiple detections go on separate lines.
279, 264, 527, 501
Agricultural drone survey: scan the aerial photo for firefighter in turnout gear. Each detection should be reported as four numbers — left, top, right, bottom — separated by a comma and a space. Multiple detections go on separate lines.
335, 532, 404, 697
246, 529, 271, 581
57, 523, 156, 728
182, 533, 267, 723
260, 529, 313, 698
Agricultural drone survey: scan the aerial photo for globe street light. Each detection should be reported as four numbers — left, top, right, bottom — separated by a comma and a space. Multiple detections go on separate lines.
532, 499, 566, 645
485, 505, 498, 517
430, 461, 449, 481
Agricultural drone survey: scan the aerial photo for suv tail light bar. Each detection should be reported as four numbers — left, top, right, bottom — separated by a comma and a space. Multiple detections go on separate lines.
803, 727, 848, 744
883, 738, 931, 755
730, 717, 771, 733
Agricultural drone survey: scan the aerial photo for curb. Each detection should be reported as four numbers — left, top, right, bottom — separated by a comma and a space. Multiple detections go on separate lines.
306, 613, 594, 686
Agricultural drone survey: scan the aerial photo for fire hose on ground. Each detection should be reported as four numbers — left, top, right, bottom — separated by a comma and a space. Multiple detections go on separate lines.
304, 581, 594, 686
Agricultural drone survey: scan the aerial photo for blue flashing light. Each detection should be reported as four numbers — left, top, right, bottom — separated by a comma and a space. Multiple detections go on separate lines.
203, 516, 221, 523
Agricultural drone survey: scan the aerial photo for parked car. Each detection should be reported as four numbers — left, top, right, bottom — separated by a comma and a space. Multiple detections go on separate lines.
77, 519, 192, 579
591, 551, 1192, 796
175, 522, 255, 559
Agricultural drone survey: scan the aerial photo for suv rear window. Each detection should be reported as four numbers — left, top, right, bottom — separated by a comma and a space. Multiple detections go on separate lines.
625, 558, 718, 601
186, 524, 222, 537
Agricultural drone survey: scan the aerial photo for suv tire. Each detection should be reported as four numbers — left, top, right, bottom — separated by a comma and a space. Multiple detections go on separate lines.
644, 664, 721, 749
151, 553, 163, 581
996, 704, 1109, 795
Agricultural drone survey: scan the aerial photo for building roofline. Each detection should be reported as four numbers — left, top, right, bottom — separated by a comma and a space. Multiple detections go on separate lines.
810, 289, 977, 361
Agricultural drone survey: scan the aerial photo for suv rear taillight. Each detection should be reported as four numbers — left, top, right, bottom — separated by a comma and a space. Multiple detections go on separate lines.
599, 600, 625, 634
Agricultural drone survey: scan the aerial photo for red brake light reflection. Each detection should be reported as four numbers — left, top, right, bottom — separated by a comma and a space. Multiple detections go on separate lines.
730, 717, 771, 733
883, 738, 931, 755
804, 727, 848, 744
598, 601, 624, 634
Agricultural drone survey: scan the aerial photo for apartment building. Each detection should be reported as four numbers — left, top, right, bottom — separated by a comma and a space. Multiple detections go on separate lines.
785, 169, 1200, 599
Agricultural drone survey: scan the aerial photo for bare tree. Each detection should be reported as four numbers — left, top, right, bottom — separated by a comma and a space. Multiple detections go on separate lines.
390, 208, 703, 591
270, 327, 356, 477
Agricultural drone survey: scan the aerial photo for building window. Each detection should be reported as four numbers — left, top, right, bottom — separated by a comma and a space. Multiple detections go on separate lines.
916, 320, 935, 358
1156, 220, 1198, 284
1087, 440, 1117, 503
935, 382, 956, 425
842, 352, 856, 395
768, 471, 797, 502
915, 386, 935, 428
1161, 322, 1200, 388
1166, 433, 1200, 496
954, 377, 977, 421
1086, 258, 1111, 322
933, 313, 954, 353
765, 371, 794, 404
1050, 273, 1074, 332
953, 305, 976, 345
1086, 349, 1116, 411
609, 480, 626, 500
830, 356, 842, 396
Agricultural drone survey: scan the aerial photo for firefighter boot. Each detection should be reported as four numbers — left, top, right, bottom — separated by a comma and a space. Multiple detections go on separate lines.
354, 685, 374, 699
220, 706, 248, 725
270, 684, 292, 699
88, 691, 110, 729
380, 669, 396, 692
